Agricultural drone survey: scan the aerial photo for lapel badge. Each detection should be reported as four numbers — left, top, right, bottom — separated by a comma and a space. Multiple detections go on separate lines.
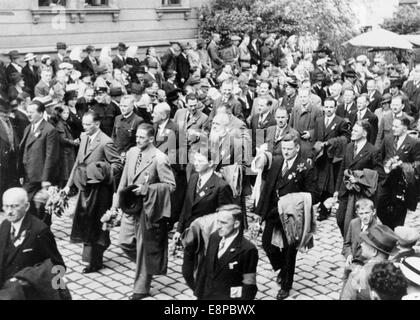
230, 248, 236, 252
34, 132, 40, 138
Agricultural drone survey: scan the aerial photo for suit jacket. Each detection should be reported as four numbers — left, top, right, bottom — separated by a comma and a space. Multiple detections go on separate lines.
256, 153, 318, 224
11, 109, 29, 143
0, 214, 65, 287
6, 64, 21, 84
342, 217, 378, 260
22, 65, 40, 98
402, 80, 420, 119
289, 102, 323, 143
19, 120, 60, 184
112, 55, 126, 70
177, 172, 234, 233
250, 112, 276, 155
154, 120, 179, 164
51, 54, 65, 75
161, 80, 177, 95
380, 134, 420, 164
34, 80, 50, 98
336, 142, 384, 196
195, 232, 258, 300
161, 49, 177, 72
349, 109, 378, 145
112, 112, 144, 154
367, 90, 382, 113
336, 101, 357, 120
211, 95, 245, 122
173, 108, 208, 150
176, 53, 191, 85
266, 125, 299, 157
207, 41, 223, 70
67, 130, 123, 191
313, 115, 350, 143
248, 41, 261, 66
375, 112, 412, 148
81, 56, 99, 76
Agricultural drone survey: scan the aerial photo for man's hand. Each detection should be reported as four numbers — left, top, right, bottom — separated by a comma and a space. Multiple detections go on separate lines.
345, 255, 353, 268
133, 184, 148, 196
19, 178, 24, 186
301, 131, 311, 140
41, 181, 51, 189
348, 175, 357, 184
62, 186, 70, 195
172, 232, 181, 245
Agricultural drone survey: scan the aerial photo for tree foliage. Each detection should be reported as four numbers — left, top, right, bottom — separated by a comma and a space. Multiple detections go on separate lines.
198, 0, 357, 48
381, 5, 420, 35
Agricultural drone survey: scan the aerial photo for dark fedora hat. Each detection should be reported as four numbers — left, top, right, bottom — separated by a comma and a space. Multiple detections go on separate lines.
131, 83, 143, 95
343, 69, 357, 78
286, 76, 299, 88
110, 86, 123, 97
56, 42, 67, 50
390, 78, 403, 89
359, 224, 398, 255
167, 89, 180, 102
248, 78, 257, 88
119, 185, 143, 216
118, 42, 128, 51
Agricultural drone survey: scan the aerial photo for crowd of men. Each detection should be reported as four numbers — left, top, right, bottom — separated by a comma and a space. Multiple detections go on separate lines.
0, 32, 420, 300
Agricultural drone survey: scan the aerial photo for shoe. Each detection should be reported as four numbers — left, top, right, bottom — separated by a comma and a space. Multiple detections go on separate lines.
82, 265, 103, 274
317, 215, 329, 221
276, 272, 282, 284
129, 293, 150, 300
276, 289, 289, 300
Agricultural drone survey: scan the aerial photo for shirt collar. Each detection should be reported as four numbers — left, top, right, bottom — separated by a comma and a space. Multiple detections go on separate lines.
284, 154, 298, 169
198, 169, 213, 187
159, 119, 169, 130
12, 216, 25, 237
359, 108, 367, 118
88, 129, 100, 142
221, 230, 239, 249
123, 111, 134, 120
32, 118, 43, 132
398, 133, 408, 144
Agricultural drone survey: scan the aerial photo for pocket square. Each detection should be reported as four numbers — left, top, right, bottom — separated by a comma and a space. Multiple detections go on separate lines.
22, 248, 33, 253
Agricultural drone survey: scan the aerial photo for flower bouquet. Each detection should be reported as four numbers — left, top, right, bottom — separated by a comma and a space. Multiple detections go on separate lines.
100, 208, 124, 231
44, 186, 69, 217
384, 156, 403, 174
248, 216, 263, 240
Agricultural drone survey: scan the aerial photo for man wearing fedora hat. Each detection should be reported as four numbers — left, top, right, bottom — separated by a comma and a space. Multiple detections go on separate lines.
340, 224, 398, 300
21, 53, 39, 99
112, 42, 128, 70
90, 86, 120, 137
8, 73, 26, 101
391, 226, 420, 262
280, 76, 298, 114
52, 42, 68, 76
113, 123, 175, 299
6, 51, 22, 85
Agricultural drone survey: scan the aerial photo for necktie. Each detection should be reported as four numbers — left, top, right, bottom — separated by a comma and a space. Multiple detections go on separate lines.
325, 117, 330, 128
196, 176, 202, 193
32, 124, 36, 133
282, 161, 289, 177
353, 143, 358, 158
135, 152, 142, 174
275, 127, 282, 141
10, 225, 16, 243
393, 137, 399, 154
361, 224, 368, 232
258, 115, 264, 128
358, 111, 363, 120
218, 238, 226, 258
84, 136, 91, 155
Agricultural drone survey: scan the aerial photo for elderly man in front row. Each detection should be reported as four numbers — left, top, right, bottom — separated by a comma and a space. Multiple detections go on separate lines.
0, 188, 66, 299
114, 123, 176, 300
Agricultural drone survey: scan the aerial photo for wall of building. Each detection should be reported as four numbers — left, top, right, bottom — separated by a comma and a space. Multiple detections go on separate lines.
0, 0, 207, 54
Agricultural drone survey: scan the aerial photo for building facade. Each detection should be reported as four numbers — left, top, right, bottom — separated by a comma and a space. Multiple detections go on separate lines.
0, 0, 207, 54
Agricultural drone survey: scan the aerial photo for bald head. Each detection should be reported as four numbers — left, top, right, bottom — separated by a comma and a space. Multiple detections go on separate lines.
152, 102, 171, 125
2, 188, 29, 223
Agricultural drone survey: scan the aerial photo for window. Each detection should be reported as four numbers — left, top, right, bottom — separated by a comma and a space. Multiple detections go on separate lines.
162, 0, 181, 5
39, 0, 66, 6
84, 0, 108, 6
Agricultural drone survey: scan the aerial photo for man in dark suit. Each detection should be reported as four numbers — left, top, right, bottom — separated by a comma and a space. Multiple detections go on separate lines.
256, 134, 319, 300
402, 67, 420, 121
90, 87, 121, 137
34, 70, 52, 98
266, 107, 299, 157
208, 80, 245, 123
248, 37, 261, 72
161, 69, 178, 95
336, 88, 357, 121
281, 78, 298, 115
173, 150, 234, 239
21, 54, 39, 99
176, 43, 191, 88
334, 121, 384, 237
112, 42, 127, 70
51, 42, 67, 76
112, 94, 144, 156
349, 94, 378, 145
194, 204, 258, 300
0, 188, 65, 290
63, 111, 123, 273
377, 115, 420, 230
244, 79, 258, 119
366, 80, 382, 113
6, 51, 22, 85
0, 98, 19, 208
81, 45, 99, 78
143, 61, 163, 89
18, 101, 59, 226
0, 188, 65, 293
313, 97, 350, 221
161, 41, 180, 73
250, 98, 276, 156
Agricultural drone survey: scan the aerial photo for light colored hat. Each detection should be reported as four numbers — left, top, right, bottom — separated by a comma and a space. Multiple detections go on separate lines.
24, 53, 36, 62
400, 257, 420, 286
395, 226, 420, 247
356, 55, 368, 63
230, 35, 241, 41
59, 62, 73, 70
41, 54, 51, 62
316, 58, 327, 66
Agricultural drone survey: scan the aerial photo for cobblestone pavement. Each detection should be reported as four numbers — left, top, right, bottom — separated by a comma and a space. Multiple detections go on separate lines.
52, 198, 420, 301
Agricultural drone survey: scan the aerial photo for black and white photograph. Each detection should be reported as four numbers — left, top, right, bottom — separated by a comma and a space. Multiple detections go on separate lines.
1, 0, 420, 308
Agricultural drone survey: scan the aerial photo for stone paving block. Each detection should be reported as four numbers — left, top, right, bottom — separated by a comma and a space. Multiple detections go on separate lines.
85, 282, 103, 290
85, 293, 103, 300
312, 285, 331, 295
154, 293, 174, 300
105, 292, 125, 300
299, 279, 317, 288
300, 288, 321, 298
299, 271, 317, 280
96, 287, 114, 295
77, 288, 93, 295
115, 286, 132, 294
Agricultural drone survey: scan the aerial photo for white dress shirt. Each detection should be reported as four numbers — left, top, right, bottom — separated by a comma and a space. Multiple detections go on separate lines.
281, 154, 298, 173
396, 133, 407, 150
324, 115, 335, 127
32, 118, 43, 133
354, 139, 367, 155
197, 170, 213, 190
358, 108, 367, 120
158, 119, 169, 136
11, 217, 24, 239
